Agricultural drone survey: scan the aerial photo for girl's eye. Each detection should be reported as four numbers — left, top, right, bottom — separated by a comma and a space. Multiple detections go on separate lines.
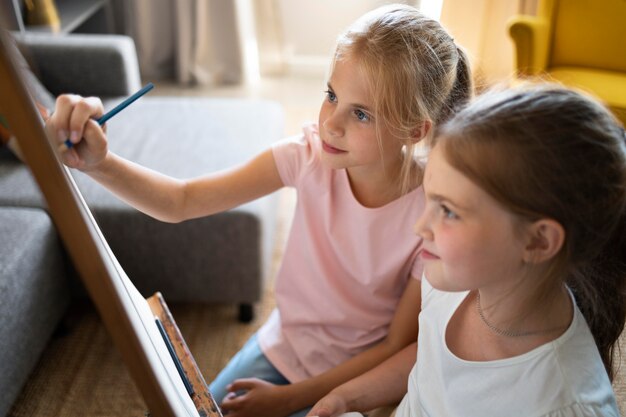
354, 109, 370, 122
325, 90, 337, 103
441, 204, 458, 220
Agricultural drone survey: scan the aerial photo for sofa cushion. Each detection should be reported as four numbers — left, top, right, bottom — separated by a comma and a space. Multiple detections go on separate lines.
0, 206, 69, 417
6, 33, 55, 110
0, 97, 284, 304
12, 32, 142, 98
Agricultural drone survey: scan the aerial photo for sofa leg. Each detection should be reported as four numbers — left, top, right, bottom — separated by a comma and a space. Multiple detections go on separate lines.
238, 303, 254, 323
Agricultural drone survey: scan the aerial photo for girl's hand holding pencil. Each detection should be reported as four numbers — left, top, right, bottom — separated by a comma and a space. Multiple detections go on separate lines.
48, 83, 153, 170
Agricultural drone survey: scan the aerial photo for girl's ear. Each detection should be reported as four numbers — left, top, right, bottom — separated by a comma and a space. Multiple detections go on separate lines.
410, 120, 432, 143
522, 219, 565, 264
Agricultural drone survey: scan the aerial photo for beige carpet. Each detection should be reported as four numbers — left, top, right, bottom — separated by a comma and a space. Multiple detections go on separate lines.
7, 187, 626, 415
7, 189, 294, 417
8, 300, 275, 417
614, 339, 626, 415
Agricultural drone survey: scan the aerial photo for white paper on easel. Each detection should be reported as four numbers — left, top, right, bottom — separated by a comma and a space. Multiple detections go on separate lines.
112, 253, 199, 416
79, 182, 199, 417
125, 267, 199, 415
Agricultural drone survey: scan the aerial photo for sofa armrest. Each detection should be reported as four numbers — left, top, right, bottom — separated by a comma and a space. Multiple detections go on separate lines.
12, 32, 141, 98
508, 15, 551, 76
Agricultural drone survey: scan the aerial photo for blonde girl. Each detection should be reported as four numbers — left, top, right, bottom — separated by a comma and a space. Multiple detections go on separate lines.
309, 84, 625, 417
48, 5, 472, 417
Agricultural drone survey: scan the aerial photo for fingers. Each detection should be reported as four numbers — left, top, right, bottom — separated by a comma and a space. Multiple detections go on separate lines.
227, 378, 258, 392
68, 96, 104, 145
52, 94, 104, 149
307, 407, 331, 417
221, 379, 254, 411
47, 94, 109, 170
308, 394, 347, 417
220, 391, 246, 413
50, 94, 78, 149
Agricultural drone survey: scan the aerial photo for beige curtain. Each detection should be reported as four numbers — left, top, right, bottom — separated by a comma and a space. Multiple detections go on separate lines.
110, 0, 243, 85
253, 0, 286, 76
250, 0, 420, 78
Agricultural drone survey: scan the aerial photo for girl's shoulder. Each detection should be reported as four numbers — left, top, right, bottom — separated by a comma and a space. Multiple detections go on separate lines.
272, 123, 323, 186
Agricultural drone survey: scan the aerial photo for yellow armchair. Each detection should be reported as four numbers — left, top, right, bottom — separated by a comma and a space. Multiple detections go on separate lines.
508, 0, 626, 124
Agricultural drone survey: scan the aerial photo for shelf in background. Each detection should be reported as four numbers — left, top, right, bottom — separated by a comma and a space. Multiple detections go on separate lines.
4, 0, 112, 34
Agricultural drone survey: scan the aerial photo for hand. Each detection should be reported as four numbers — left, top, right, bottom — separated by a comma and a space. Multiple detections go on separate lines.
307, 392, 349, 417
46, 94, 107, 171
220, 378, 292, 417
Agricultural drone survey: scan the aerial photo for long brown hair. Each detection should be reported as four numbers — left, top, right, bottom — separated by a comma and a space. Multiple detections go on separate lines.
436, 83, 626, 380
333, 4, 473, 194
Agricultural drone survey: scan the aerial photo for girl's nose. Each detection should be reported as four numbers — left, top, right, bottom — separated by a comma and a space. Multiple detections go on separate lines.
414, 211, 433, 240
323, 110, 344, 137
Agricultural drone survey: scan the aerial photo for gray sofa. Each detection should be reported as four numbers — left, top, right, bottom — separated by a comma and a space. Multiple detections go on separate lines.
0, 33, 283, 416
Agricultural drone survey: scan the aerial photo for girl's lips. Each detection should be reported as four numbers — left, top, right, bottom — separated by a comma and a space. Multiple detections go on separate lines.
420, 249, 440, 260
322, 140, 346, 154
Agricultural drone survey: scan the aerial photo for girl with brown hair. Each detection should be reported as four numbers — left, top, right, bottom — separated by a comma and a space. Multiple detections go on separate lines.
310, 84, 625, 417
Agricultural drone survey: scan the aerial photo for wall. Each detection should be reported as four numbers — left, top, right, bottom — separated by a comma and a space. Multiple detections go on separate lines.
252, 0, 535, 85
440, 0, 536, 87
255, 0, 419, 77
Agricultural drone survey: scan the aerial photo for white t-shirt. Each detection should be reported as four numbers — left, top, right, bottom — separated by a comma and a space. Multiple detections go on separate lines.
395, 277, 619, 417
258, 124, 425, 382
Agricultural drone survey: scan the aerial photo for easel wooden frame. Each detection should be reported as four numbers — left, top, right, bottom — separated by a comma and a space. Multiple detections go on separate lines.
0, 31, 222, 417
148, 292, 222, 416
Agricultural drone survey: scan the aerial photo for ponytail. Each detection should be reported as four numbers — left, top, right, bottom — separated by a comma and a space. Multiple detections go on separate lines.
437, 45, 473, 126
569, 125, 626, 381
569, 213, 626, 381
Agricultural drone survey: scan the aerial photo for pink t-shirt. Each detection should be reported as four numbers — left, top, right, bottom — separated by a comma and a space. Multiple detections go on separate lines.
257, 124, 424, 382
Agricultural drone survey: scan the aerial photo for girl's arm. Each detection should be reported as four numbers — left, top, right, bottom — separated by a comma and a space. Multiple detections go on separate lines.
309, 342, 417, 417
84, 149, 283, 223
222, 277, 421, 416
47, 94, 284, 223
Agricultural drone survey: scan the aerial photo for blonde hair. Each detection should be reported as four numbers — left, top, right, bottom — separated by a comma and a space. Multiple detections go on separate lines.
332, 4, 473, 194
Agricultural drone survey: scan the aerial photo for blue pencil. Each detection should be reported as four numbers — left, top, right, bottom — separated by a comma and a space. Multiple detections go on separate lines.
154, 317, 194, 396
59, 82, 154, 151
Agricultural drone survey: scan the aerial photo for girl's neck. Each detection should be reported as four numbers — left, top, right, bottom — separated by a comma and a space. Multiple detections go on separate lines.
476, 283, 572, 341
346, 158, 421, 208
447, 285, 573, 362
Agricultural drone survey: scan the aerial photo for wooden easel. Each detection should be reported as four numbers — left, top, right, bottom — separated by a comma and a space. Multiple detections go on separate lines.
0, 30, 223, 417
147, 292, 223, 417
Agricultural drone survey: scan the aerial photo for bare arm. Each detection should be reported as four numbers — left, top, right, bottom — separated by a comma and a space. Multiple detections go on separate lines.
47, 94, 284, 223
283, 278, 421, 409
222, 277, 422, 416
309, 342, 417, 417
343, 342, 416, 411
84, 149, 283, 222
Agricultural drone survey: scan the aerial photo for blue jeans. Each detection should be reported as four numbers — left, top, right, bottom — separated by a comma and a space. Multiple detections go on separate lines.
209, 334, 311, 417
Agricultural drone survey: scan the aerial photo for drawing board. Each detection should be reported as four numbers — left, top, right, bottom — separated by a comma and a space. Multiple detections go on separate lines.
0, 30, 202, 417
